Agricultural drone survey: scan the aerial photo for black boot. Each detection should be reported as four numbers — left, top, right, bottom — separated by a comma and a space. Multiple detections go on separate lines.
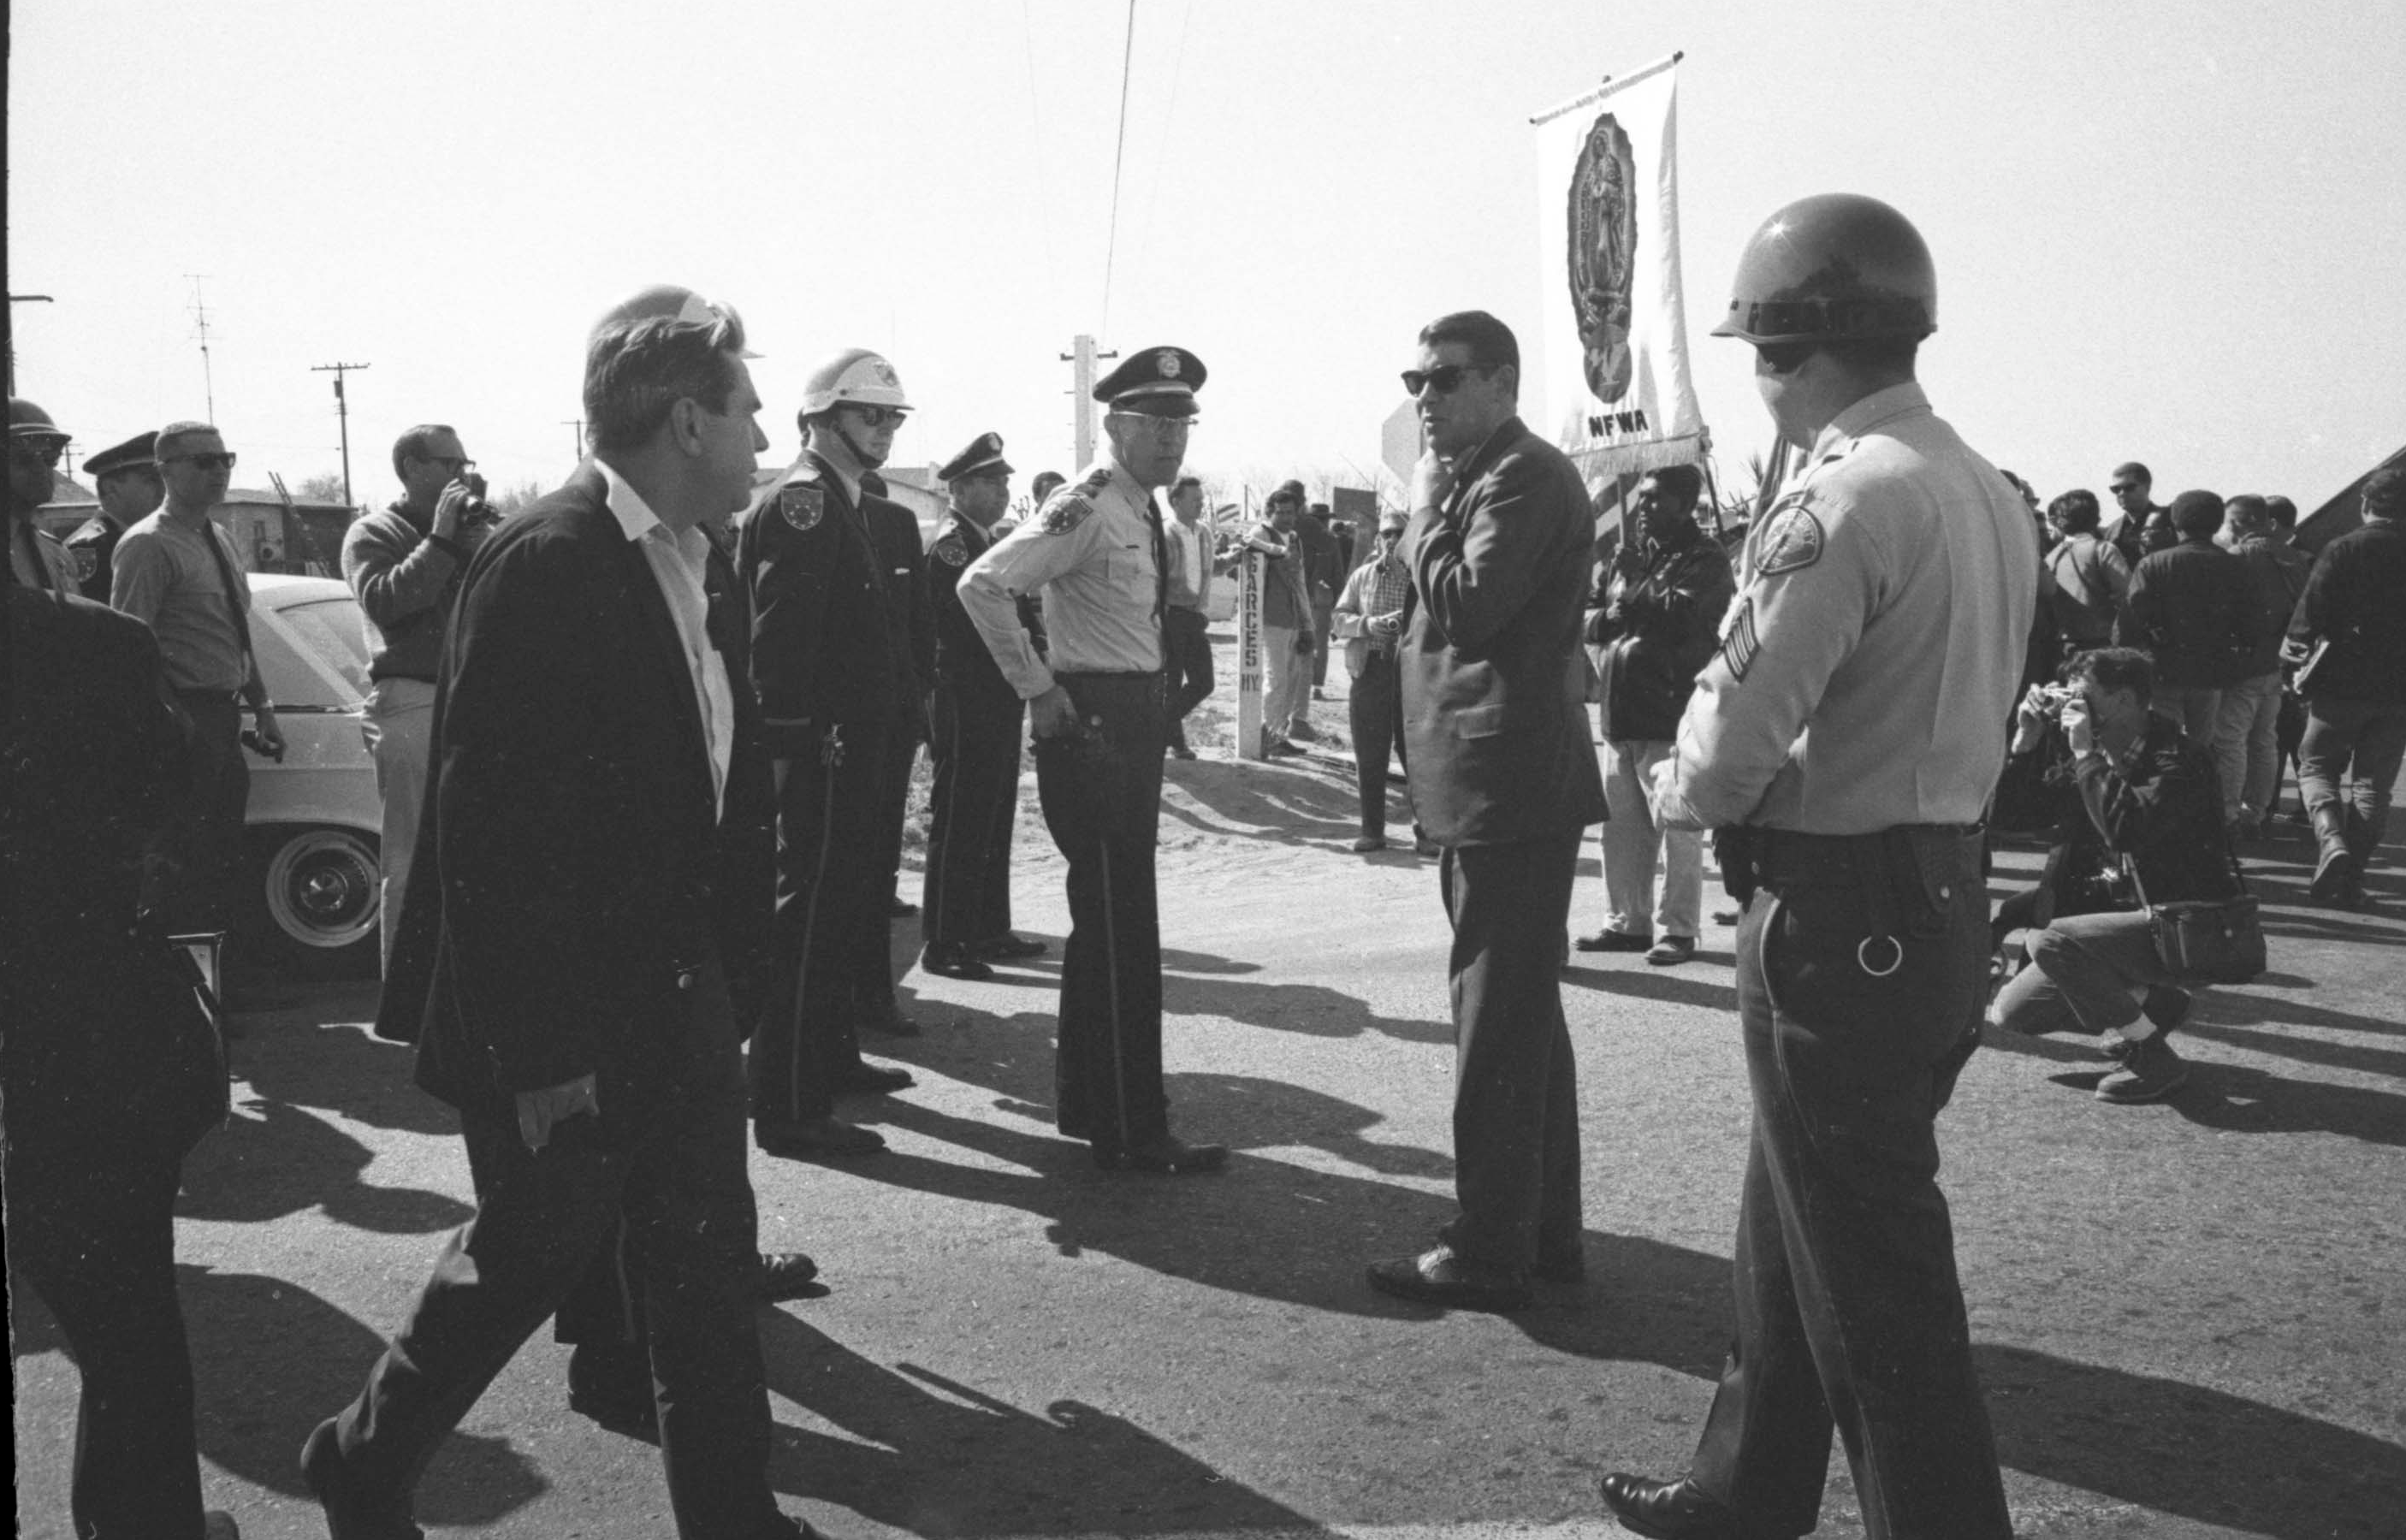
2309, 804, 2356, 903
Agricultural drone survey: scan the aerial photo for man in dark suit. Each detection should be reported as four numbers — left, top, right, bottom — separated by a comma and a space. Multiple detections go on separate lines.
1370, 310, 1607, 1312
6, 532, 237, 1535
302, 288, 815, 1539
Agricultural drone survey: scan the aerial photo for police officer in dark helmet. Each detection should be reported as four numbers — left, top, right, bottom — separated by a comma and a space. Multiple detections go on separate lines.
1603, 195, 2032, 1540
68, 430, 164, 601
921, 431, 1038, 981
738, 347, 919, 1160
956, 347, 1227, 1174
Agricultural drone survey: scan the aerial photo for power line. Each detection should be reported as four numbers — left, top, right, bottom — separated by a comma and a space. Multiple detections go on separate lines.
311, 361, 371, 507
1098, 0, 1138, 339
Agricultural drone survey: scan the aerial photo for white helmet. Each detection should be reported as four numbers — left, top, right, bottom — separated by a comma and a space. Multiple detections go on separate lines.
798, 347, 911, 417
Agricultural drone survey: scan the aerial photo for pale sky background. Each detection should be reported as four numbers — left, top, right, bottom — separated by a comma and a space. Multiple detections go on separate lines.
10, 0, 2402, 516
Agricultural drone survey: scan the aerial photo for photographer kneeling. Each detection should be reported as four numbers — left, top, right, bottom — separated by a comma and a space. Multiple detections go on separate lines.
1990, 647, 2244, 1103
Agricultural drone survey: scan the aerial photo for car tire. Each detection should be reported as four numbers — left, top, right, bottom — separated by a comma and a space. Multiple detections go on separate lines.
246, 824, 382, 980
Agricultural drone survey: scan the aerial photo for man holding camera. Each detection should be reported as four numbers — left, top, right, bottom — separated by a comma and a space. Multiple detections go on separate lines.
342, 424, 495, 973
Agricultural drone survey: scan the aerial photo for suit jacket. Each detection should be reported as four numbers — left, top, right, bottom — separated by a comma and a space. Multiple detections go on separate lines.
374, 465, 773, 1110
1400, 417, 1609, 846
2119, 537, 2261, 687
861, 479, 935, 731
2, 586, 214, 1146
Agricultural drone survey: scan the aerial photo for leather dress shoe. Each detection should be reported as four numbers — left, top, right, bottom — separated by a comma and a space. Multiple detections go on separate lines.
1366, 1245, 1532, 1312
974, 933, 1049, 959
757, 1116, 886, 1158
301, 1418, 425, 1539
758, 1250, 821, 1302
1575, 928, 1652, 953
1092, 1133, 1230, 1175
1600, 1473, 1781, 1539
1351, 833, 1388, 853
833, 1061, 915, 1095
854, 1000, 922, 1037
922, 941, 995, 980
566, 1342, 658, 1441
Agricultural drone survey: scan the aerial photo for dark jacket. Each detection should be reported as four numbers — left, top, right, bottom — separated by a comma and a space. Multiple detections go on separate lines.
1400, 417, 1609, 845
63, 513, 123, 602
3, 587, 218, 1146
2287, 520, 2406, 704
373, 465, 774, 1110
1298, 515, 1344, 607
2071, 712, 2243, 903
1587, 525, 1734, 743
2119, 536, 2261, 687
927, 513, 1021, 716
2228, 536, 2312, 678
861, 479, 935, 732
735, 453, 898, 753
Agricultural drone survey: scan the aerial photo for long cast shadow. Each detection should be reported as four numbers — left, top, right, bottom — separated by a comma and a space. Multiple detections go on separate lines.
758, 1314, 1323, 1533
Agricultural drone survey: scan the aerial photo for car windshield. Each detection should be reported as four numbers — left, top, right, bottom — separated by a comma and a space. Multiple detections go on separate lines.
259, 595, 372, 708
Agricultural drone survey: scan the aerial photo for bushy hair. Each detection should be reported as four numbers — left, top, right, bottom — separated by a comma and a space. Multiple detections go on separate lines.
2048, 489, 2101, 533
2066, 645, 2155, 706
2168, 489, 2224, 538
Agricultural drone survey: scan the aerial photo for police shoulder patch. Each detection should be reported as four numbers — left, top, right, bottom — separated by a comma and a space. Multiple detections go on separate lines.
1753, 495, 1824, 578
73, 548, 98, 580
1038, 496, 1095, 535
933, 534, 968, 567
778, 483, 825, 532
1719, 596, 1761, 682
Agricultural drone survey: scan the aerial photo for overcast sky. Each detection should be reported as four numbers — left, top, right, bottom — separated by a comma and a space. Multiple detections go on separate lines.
11, 0, 2401, 514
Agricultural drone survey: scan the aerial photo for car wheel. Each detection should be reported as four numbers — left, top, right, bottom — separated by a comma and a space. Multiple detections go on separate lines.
247, 824, 381, 979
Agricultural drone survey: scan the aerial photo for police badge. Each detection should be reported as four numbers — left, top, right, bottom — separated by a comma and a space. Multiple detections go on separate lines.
1157, 348, 1182, 378
779, 483, 825, 532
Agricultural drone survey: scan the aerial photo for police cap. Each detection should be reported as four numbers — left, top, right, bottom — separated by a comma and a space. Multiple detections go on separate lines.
939, 431, 1012, 483
83, 431, 161, 481
1096, 346, 1206, 418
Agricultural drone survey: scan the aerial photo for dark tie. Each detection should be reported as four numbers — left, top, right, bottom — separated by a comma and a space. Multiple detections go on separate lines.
197, 517, 255, 662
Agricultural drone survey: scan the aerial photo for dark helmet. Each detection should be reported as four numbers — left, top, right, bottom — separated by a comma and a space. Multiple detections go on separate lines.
1710, 192, 1936, 346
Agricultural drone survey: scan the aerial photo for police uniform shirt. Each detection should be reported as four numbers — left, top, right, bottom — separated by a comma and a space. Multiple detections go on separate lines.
1655, 382, 2038, 835
957, 449, 1162, 697
927, 512, 1007, 687
107, 510, 253, 694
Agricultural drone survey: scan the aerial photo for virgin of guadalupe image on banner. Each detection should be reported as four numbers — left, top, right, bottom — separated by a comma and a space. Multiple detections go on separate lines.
1532, 53, 1709, 540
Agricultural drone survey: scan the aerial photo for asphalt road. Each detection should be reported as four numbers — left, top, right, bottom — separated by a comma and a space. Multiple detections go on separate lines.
13, 658, 2405, 1539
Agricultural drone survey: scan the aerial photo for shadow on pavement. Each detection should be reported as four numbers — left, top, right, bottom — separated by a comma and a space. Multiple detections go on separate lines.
760, 1314, 1322, 1532
1560, 965, 1739, 1014
1159, 758, 1365, 846
177, 1093, 472, 1235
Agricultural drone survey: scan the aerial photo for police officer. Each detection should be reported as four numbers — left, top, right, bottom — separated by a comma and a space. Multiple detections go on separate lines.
921, 432, 1040, 981
738, 347, 918, 1159
857, 452, 936, 974
7, 399, 84, 593
68, 430, 163, 601
956, 347, 1227, 1174
1601, 195, 2030, 1540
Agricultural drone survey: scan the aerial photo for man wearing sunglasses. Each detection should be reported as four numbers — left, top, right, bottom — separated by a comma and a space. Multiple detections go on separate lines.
7, 398, 85, 592
341, 424, 494, 973
738, 348, 921, 1160
1602, 194, 2030, 1540
1366, 311, 1606, 1312
956, 345, 1229, 1175
110, 420, 284, 944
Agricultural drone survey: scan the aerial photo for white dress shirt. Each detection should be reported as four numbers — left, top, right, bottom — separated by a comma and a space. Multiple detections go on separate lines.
596, 461, 736, 815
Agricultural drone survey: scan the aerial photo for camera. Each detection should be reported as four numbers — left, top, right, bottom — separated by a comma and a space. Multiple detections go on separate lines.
459, 471, 498, 525
2030, 684, 2080, 717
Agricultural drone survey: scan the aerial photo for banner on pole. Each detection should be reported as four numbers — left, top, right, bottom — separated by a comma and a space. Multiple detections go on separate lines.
1532, 53, 1706, 514
1236, 547, 1265, 761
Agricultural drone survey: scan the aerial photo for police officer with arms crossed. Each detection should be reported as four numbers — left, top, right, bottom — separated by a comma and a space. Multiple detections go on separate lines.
921, 431, 1043, 981
1602, 195, 2030, 1540
739, 348, 919, 1159
956, 347, 1227, 1173
68, 429, 165, 601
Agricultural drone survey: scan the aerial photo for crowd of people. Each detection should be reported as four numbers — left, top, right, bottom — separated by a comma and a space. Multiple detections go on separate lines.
4, 180, 2400, 1540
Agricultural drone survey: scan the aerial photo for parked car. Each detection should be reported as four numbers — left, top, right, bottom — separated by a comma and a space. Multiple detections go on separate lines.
243, 574, 383, 978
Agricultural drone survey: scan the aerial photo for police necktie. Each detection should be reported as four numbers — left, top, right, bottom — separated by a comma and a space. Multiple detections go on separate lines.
198, 518, 256, 666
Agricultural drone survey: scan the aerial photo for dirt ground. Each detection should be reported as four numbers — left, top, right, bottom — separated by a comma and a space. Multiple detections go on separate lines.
12, 625, 2405, 1539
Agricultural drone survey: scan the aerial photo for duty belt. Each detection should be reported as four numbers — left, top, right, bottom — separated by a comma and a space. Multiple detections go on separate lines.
1722, 823, 1983, 978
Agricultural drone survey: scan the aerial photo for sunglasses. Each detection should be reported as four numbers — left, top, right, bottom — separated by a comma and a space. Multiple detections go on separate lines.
844, 406, 909, 429
11, 437, 68, 468
417, 454, 475, 474
2108, 483, 2139, 495
165, 452, 240, 471
1755, 342, 1817, 376
1401, 363, 1497, 396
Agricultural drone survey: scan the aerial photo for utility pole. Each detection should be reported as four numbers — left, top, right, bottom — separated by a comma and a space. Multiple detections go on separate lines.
186, 276, 218, 420
7, 293, 55, 397
1059, 334, 1117, 470
311, 361, 371, 506
562, 419, 585, 465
